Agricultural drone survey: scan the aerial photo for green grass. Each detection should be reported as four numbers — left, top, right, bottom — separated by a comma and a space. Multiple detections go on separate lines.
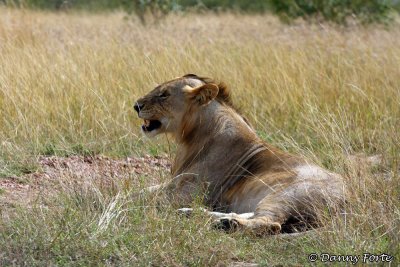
0, 8, 399, 266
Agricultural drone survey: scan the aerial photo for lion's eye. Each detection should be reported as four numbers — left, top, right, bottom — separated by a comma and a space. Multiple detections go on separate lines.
159, 91, 170, 99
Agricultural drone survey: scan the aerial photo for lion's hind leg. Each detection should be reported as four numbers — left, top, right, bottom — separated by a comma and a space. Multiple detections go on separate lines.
176, 207, 282, 235
177, 208, 254, 220
212, 214, 282, 235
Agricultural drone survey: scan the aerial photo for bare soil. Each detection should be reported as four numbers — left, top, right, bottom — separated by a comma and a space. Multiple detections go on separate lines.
0, 155, 171, 208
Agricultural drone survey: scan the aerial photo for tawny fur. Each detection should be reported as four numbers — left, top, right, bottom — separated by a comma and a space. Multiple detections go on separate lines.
135, 74, 345, 235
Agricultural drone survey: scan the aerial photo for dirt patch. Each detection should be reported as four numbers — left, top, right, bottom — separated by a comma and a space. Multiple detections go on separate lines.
0, 155, 171, 208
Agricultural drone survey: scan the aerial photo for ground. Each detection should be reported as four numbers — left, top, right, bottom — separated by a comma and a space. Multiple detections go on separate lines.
0, 155, 170, 209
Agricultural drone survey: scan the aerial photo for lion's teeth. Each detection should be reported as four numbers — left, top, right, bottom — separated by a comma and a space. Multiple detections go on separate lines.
144, 120, 150, 127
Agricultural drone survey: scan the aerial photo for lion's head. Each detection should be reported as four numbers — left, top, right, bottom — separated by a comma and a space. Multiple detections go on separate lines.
134, 74, 233, 138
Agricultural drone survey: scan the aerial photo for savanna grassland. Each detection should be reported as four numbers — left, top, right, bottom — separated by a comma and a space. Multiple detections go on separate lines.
0, 7, 399, 266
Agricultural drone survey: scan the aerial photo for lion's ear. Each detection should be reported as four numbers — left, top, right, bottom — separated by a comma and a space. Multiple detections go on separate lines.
183, 83, 219, 105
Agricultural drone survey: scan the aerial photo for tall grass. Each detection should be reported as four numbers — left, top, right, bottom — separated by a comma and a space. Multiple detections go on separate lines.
0, 8, 399, 265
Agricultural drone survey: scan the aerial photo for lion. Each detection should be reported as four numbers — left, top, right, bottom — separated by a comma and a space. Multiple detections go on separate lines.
134, 74, 345, 235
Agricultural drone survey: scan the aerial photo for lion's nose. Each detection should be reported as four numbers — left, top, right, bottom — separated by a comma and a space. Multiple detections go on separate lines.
134, 102, 144, 113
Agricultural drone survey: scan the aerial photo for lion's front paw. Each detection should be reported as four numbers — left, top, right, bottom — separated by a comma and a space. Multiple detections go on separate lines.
212, 217, 240, 232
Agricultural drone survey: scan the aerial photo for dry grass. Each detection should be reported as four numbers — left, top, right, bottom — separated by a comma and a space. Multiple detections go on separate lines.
0, 7, 399, 266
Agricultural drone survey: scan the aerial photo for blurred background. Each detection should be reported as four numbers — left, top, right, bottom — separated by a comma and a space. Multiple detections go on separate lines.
1, 0, 399, 25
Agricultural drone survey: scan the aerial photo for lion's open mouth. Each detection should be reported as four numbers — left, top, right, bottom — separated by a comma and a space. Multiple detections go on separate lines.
142, 119, 162, 132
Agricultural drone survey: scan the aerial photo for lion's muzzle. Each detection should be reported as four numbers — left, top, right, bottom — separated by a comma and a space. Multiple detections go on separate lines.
134, 101, 163, 133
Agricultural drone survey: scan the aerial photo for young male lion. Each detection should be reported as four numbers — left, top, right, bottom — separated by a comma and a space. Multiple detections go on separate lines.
134, 74, 345, 235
